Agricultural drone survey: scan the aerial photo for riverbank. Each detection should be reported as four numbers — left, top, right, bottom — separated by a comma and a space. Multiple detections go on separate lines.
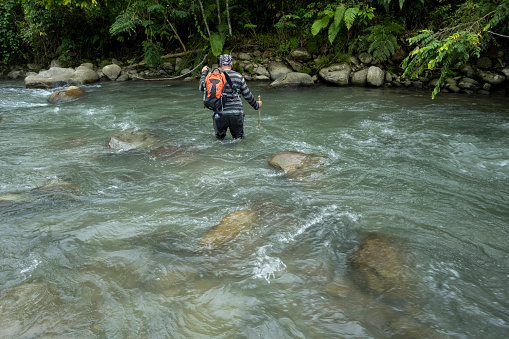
2, 47, 509, 97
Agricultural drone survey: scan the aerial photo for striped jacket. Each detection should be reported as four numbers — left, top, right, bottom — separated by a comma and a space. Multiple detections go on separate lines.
199, 69, 259, 114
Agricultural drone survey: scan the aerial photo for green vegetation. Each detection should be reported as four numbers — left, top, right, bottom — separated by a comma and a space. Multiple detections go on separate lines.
1, 0, 508, 96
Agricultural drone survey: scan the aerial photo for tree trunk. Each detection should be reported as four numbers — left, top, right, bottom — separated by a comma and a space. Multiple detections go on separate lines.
226, 0, 232, 35
216, 0, 221, 24
197, 0, 211, 38
157, 0, 186, 51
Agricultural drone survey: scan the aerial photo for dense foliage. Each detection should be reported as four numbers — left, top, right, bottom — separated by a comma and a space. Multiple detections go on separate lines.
1, 0, 508, 96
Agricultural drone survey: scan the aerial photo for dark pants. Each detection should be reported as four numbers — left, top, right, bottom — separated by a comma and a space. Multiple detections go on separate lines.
212, 112, 245, 139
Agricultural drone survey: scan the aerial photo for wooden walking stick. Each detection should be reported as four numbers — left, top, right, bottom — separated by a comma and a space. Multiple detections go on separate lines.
257, 95, 261, 129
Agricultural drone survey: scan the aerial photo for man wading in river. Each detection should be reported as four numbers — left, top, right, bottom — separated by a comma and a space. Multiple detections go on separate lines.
199, 54, 262, 139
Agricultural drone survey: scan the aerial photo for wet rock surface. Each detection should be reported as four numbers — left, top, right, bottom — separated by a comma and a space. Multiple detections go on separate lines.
48, 86, 86, 104
349, 233, 416, 300
268, 151, 324, 177
200, 208, 258, 246
108, 129, 161, 152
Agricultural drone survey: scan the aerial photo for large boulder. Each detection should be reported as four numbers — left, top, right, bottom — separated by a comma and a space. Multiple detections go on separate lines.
477, 70, 505, 85
350, 233, 416, 299
501, 67, 509, 79
7, 70, 24, 80
24, 66, 100, 88
367, 66, 385, 87
458, 77, 481, 91
268, 151, 323, 177
102, 64, 122, 81
48, 86, 86, 104
267, 62, 293, 81
108, 129, 160, 152
318, 63, 352, 86
71, 64, 99, 85
291, 48, 313, 62
24, 67, 75, 88
351, 68, 369, 86
200, 208, 258, 246
269, 72, 313, 88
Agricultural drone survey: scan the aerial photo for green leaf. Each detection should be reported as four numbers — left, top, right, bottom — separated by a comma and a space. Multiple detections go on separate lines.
334, 4, 346, 27
344, 7, 359, 30
210, 32, 224, 57
311, 16, 331, 36
328, 22, 341, 44
148, 5, 164, 13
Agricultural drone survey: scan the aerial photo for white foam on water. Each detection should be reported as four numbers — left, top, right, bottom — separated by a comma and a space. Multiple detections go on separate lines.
19, 252, 42, 280
253, 245, 287, 283
278, 205, 358, 244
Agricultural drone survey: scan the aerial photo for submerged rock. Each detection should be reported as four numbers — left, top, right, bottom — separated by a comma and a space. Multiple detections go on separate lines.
149, 145, 189, 159
1, 179, 75, 205
35, 178, 77, 192
48, 86, 86, 104
200, 208, 258, 246
154, 265, 199, 297
0, 282, 62, 337
268, 151, 324, 177
0, 193, 27, 204
349, 233, 416, 299
108, 129, 160, 152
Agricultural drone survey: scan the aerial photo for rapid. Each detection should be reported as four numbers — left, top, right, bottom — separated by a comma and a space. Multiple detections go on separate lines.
1, 79, 508, 338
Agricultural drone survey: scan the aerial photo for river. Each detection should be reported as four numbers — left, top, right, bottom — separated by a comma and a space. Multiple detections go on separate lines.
1, 79, 508, 338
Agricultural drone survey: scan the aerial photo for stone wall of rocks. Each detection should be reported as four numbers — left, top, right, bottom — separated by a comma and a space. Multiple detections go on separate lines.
3, 47, 508, 95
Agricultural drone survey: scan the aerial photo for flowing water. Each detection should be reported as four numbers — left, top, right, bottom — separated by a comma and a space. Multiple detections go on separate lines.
1, 79, 508, 338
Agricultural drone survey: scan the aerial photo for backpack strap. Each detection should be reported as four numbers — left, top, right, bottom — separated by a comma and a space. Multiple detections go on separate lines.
221, 70, 236, 95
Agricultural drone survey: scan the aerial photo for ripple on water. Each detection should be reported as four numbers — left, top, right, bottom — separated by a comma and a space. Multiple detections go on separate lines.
1, 81, 508, 338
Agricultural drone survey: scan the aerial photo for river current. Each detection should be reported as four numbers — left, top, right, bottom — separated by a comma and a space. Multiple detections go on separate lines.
0, 79, 508, 338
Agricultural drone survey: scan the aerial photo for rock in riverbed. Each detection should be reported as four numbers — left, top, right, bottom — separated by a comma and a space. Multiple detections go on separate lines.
269, 151, 324, 177
108, 129, 160, 152
349, 233, 416, 300
0, 282, 63, 337
48, 86, 86, 104
200, 208, 258, 246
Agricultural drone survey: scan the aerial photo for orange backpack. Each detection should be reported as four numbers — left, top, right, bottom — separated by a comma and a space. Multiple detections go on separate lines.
203, 69, 233, 112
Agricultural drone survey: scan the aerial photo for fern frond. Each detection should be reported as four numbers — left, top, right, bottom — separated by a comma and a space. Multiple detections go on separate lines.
328, 22, 341, 44
311, 15, 331, 35
344, 7, 359, 30
110, 8, 141, 36
334, 4, 346, 27
147, 4, 164, 13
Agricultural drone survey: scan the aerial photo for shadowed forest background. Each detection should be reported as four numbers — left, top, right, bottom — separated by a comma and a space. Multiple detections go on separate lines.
1, 1, 508, 87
